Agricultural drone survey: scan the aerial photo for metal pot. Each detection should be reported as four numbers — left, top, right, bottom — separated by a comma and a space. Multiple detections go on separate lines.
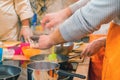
0, 65, 21, 80
27, 61, 86, 80
55, 42, 74, 55
30, 54, 83, 80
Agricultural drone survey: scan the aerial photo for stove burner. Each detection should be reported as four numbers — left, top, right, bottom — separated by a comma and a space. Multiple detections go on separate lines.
58, 62, 78, 80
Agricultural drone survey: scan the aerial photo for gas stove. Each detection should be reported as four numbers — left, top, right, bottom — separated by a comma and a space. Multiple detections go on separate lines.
58, 61, 79, 80
57, 51, 85, 80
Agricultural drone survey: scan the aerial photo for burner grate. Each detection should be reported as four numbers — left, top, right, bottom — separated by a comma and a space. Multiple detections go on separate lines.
58, 62, 78, 80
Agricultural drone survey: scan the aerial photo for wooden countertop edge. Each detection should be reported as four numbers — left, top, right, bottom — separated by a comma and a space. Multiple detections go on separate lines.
73, 57, 90, 80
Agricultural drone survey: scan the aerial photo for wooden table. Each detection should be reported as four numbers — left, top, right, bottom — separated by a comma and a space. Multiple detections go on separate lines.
73, 57, 90, 80
72, 43, 90, 80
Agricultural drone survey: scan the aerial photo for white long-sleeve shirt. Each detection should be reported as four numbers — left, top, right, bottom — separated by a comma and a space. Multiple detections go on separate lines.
59, 0, 120, 41
0, 0, 33, 41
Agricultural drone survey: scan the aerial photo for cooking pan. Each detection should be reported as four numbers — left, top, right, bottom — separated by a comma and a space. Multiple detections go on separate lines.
30, 53, 84, 63
27, 61, 86, 80
0, 65, 21, 80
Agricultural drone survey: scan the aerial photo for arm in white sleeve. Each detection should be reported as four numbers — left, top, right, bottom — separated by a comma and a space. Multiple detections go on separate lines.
69, 0, 90, 13
14, 0, 33, 21
60, 0, 120, 41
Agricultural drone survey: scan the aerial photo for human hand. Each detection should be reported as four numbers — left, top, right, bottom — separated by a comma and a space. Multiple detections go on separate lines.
20, 26, 33, 42
41, 8, 72, 29
41, 12, 64, 29
35, 35, 55, 49
34, 28, 66, 49
81, 37, 106, 56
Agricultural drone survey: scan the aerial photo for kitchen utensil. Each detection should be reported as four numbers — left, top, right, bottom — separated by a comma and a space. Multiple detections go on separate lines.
9, 51, 83, 62
0, 65, 21, 80
29, 35, 40, 48
30, 35, 39, 43
27, 61, 86, 80
55, 42, 74, 55
30, 53, 84, 63
30, 53, 85, 80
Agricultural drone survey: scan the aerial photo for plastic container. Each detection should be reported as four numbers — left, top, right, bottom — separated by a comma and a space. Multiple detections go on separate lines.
22, 46, 41, 58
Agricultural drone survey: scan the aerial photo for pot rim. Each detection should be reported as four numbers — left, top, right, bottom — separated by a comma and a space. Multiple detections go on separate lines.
27, 61, 60, 71
0, 65, 21, 79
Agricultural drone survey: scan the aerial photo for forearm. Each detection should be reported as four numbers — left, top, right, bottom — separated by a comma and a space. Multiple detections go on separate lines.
49, 28, 66, 45
60, 0, 120, 41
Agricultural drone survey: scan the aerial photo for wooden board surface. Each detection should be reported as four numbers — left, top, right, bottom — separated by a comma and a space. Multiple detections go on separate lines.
72, 43, 90, 80
73, 57, 90, 80
2, 41, 21, 47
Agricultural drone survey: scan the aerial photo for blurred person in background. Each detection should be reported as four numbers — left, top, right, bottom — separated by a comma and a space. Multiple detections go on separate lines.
0, 0, 33, 80
38, 0, 120, 80
0, 0, 33, 42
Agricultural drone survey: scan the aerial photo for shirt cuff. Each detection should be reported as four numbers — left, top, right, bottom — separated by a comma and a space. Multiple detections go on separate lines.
20, 12, 34, 21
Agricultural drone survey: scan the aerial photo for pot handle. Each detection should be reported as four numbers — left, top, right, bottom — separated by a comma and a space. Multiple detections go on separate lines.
56, 70, 86, 79
27, 68, 33, 80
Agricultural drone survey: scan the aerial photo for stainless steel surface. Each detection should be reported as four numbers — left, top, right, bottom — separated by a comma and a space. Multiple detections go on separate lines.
0, 65, 21, 80
30, 54, 49, 61
55, 42, 74, 55
27, 61, 86, 80
30, 52, 85, 64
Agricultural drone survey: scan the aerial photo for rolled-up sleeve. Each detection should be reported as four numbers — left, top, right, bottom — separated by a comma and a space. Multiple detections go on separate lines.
14, 0, 34, 21
60, 0, 120, 41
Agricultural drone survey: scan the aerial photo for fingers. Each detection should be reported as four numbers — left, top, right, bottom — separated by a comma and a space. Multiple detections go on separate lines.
21, 27, 33, 43
37, 35, 54, 49
81, 44, 92, 57
41, 15, 50, 27
45, 20, 56, 29
30, 42, 39, 49
26, 37, 40, 48
81, 48, 89, 57
32, 43, 39, 49
41, 13, 59, 29
41, 19, 56, 29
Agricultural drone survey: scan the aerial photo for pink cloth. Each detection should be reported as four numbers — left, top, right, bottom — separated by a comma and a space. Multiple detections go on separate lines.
7, 43, 30, 55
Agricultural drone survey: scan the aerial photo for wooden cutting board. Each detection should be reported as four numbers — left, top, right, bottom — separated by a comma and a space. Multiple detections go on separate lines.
2, 41, 21, 47
12, 55, 29, 61
70, 43, 88, 55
